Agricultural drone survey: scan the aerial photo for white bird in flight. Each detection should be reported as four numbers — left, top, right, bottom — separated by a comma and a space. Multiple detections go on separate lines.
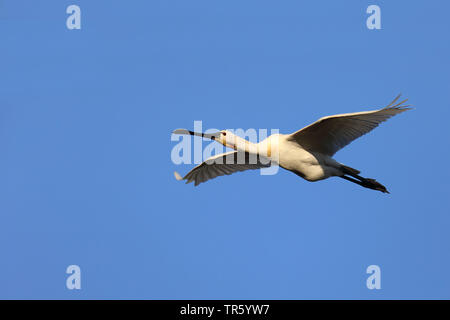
173, 95, 411, 193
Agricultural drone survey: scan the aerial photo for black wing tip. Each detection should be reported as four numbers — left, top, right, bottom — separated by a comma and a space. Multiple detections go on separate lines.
390, 105, 413, 112
174, 171, 197, 185
383, 94, 413, 113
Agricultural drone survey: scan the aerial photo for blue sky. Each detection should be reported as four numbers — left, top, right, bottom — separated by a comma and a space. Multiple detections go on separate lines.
1, 0, 449, 299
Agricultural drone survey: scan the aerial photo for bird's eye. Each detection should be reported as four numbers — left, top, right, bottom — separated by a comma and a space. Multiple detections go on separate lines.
222, 132, 226, 136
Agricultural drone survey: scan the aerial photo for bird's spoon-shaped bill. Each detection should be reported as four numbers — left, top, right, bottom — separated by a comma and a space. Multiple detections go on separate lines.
172, 128, 218, 140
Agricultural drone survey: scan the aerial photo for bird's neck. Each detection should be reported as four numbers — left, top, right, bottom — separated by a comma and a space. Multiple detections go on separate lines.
235, 135, 279, 159
234, 137, 259, 154
257, 135, 281, 159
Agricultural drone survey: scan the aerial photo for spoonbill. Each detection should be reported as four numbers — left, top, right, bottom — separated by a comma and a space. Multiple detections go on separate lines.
173, 95, 410, 193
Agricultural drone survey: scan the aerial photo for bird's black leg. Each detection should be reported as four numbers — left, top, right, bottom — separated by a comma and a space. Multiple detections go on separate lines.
340, 175, 364, 186
339, 175, 389, 193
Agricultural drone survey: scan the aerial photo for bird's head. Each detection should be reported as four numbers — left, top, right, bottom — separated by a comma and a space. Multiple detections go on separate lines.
215, 130, 241, 150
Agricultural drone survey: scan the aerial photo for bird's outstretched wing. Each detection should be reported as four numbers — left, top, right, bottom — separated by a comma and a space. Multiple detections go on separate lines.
287, 94, 411, 156
175, 151, 271, 186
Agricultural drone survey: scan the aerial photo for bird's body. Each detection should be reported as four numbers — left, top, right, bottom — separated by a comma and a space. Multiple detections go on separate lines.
268, 134, 342, 181
244, 134, 340, 181
173, 95, 411, 193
